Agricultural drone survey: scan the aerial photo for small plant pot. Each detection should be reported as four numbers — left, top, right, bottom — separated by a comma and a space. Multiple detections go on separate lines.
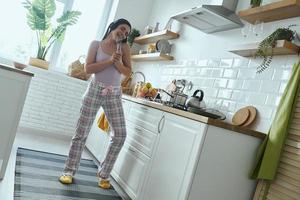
29, 57, 49, 70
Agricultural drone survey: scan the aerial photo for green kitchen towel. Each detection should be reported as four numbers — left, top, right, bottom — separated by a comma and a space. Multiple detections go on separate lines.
251, 59, 300, 180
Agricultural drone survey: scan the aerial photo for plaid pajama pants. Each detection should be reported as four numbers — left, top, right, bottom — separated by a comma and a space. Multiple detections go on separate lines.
63, 79, 126, 179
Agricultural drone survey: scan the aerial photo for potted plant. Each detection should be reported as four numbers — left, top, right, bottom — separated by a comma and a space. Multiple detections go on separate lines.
250, 0, 262, 8
127, 28, 140, 47
255, 25, 297, 73
23, 0, 81, 69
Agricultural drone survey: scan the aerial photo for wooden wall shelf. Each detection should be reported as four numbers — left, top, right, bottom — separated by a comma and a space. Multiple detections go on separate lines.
229, 40, 300, 57
131, 52, 174, 61
238, 0, 300, 24
134, 30, 179, 45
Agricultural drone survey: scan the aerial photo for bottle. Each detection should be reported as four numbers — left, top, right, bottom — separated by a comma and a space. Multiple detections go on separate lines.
153, 22, 160, 33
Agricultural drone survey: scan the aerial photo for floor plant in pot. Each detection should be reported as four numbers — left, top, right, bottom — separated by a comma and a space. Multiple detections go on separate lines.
23, 0, 81, 69
255, 25, 298, 73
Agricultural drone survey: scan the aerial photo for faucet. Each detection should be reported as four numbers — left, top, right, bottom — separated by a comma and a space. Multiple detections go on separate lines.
133, 71, 146, 83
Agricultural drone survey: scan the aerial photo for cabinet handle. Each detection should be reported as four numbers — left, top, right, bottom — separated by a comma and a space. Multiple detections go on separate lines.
158, 115, 165, 133
134, 127, 143, 133
128, 146, 136, 153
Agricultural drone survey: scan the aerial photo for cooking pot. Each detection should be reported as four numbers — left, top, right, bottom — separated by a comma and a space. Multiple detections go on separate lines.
186, 89, 205, 109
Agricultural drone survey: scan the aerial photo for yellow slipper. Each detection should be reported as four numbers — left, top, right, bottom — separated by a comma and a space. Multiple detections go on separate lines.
98, 179, 111, 189
59, 174, 73, 184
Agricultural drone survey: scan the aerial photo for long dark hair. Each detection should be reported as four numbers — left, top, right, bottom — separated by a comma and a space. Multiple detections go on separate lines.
102, 18, 131, 43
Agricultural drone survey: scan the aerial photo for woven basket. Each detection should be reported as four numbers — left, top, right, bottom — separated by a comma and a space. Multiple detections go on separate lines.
68, 55, 91, 81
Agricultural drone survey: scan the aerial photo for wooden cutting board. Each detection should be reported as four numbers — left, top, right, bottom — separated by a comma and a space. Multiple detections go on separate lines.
242, 106, 257, 127
232, 107, 250, 126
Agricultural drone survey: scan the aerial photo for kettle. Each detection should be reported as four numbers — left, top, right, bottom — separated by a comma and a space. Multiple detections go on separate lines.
186, 89, 205, 109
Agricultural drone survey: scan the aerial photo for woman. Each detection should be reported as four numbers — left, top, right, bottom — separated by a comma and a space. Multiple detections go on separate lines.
59, 18, 132, 189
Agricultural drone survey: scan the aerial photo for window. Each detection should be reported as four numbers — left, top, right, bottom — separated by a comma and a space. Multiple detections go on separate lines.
0, 0, 112, 73
54, 0, 109, 73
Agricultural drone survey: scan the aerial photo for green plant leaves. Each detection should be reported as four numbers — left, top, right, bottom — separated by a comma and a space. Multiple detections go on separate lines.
127, 28, 140, 47
23, 0, 81, 60
23, 0, 55, 31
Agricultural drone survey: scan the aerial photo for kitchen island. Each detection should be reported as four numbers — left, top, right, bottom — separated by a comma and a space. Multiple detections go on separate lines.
0, 64, 33, 179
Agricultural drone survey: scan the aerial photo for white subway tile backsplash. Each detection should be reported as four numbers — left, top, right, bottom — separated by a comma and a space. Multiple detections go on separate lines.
227, 80, 243, 89
255, 105, 274, 119
245, 93, 267, 105
265, 95, 281, 106
260, 81, 280, 93
200, 68, 213, 77
203, 88, 218, 98
202, 78, 215, 87
219, 59, 233, 67
223, 69, 238, 78
232, 58, 249, 68
231, 91, 246, 101
212, 69, 224, 77
214, 79, 228, 88
238, 69, 256, 79
207, 59, 220, 67
217, 89, 233, 99
242, 80, 261, 91
272, 69, 291, 80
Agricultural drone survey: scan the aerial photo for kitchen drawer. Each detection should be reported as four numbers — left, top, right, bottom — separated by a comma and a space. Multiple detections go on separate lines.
126, 121, 157, 157
127, 103, 163, 133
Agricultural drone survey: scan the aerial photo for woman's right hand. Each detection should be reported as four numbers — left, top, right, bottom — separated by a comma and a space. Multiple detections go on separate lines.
111, 52, 122, 64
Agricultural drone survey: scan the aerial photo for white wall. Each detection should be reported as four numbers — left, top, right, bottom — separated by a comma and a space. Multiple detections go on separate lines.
111, 0, 154, 31
119, 0, 300, 132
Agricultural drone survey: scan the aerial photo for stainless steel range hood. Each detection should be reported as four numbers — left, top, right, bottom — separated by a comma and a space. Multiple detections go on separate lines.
170, 0, 243, 33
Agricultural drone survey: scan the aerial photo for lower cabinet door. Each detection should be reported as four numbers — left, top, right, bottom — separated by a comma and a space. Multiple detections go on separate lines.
86, 108, 110, 162
111, 143, 150, 200
143, 113, 207, 200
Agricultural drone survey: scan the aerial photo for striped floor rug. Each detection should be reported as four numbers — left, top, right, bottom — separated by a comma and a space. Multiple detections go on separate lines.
14, 148, 122, 200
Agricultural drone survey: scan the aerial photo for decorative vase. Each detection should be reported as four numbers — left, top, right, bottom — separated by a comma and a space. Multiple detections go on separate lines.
29, 57, 49, 70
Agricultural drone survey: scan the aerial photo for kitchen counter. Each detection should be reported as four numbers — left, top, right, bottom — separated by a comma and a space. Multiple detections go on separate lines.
122, 95, 266, 139
0, 63, 34, 77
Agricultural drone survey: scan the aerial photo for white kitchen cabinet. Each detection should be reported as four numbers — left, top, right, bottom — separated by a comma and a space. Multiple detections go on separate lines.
0, 66, 33, 179
111, 103, 162, 200
86, 99, 132, 162
85, 108, 110, 162
143, 112, 207, 200
86, 99, 263, 200
188, 125, 261, 200
111, 143, 150, 200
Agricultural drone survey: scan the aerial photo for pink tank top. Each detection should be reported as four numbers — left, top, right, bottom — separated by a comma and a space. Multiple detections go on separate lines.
94, 42, 121, 86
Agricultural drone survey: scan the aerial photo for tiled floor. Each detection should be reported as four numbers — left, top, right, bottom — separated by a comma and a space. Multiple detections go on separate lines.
0, 129, 129, 200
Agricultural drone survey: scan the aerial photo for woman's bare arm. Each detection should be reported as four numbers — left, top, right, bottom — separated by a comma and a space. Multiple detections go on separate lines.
84, 41, 113, 74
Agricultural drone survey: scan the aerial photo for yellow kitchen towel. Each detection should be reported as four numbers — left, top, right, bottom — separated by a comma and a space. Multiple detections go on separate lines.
250, 59, 300, 180
97, 112, 109, 133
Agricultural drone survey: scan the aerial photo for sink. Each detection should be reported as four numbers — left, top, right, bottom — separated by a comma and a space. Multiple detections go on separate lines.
146, 98, 225, 120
